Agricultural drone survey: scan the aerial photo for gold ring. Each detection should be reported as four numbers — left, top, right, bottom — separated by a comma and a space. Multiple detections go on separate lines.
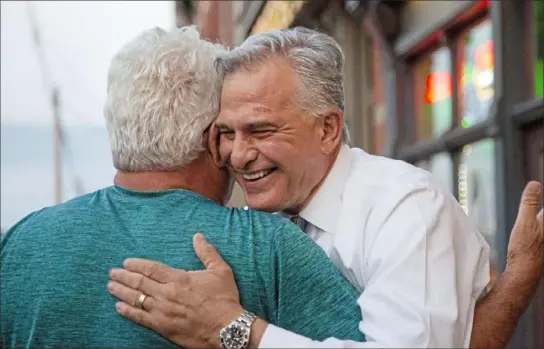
138, 293, 147, 309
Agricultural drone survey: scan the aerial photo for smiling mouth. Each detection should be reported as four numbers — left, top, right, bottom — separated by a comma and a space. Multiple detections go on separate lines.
241, 168, 277, 181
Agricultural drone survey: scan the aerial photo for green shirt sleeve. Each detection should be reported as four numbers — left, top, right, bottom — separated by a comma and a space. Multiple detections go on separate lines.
270, 221, 365, 342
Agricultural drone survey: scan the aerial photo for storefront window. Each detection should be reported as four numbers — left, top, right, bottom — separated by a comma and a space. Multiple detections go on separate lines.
413, 47, 453, 141
458, 19, 494, 128
458, 139, 497, 263
372, 39, 387, 155
416, 153, 454, 194
534, 0, 543, 98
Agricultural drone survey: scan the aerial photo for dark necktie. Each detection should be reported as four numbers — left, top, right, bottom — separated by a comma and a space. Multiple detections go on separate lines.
290, 215, 307, 232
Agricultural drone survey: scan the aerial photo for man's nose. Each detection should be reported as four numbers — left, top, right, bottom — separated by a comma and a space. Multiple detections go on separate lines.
229, 135, 258, 170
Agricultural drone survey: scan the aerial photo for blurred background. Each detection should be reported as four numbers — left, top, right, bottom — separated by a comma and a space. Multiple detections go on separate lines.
1, 0, 543, 346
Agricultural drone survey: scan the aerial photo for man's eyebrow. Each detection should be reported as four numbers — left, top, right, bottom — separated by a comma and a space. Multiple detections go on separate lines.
214, 123, 231, 130
247, 122, 277, 130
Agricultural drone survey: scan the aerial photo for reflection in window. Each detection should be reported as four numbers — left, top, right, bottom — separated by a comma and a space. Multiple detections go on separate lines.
458, 139, 496, 262
372, 39, 387, 154
413, 47, 452, 141
534, 0, 543, 98
416, 153, 454, 194
459, 19, 494, 128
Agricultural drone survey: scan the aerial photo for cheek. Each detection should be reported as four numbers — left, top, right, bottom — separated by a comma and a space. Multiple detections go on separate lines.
255, 140, 295, 165
218, 139, 232, 159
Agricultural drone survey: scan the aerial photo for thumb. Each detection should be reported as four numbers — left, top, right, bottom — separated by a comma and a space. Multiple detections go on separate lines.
193, 232, 227, 270
516, 181, 542, 225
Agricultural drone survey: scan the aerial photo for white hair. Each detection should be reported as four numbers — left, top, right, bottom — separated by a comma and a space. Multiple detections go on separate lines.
216, 27, 350, 143
104, 26, 226, 172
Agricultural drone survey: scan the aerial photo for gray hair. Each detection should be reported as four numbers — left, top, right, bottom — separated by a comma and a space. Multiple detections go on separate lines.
216, 27, 349, 143
104, 26, 226, 172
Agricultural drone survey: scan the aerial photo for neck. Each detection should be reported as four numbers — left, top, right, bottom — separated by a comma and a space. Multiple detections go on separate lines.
114, 169, 224, 205
285, 144, 343, 215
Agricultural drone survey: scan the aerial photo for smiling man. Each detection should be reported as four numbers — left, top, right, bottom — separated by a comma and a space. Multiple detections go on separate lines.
212, 29, 489, 347
108, 27, 544, 349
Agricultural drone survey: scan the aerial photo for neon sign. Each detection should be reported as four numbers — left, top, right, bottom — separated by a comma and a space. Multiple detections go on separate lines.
424, 71, 452, 104
424, 40, 494, 105
473, 39, 494, 101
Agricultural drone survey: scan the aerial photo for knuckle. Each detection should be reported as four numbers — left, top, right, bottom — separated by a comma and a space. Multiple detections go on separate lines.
219, 265, 234, 276
144, 263, 159, 278
203, 244, 216, 255
134, 274, 145, 290
164, 283, 179, 300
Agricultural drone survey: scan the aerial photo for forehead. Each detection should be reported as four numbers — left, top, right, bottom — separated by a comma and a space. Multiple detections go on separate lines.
219, 58, 298, 118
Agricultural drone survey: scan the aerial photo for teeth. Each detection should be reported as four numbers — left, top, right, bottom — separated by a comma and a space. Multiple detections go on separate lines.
242, 169, 273, 181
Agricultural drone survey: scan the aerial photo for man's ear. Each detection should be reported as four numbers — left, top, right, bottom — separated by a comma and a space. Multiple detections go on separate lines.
319, 109, 343, 155
207, 122, 226, 168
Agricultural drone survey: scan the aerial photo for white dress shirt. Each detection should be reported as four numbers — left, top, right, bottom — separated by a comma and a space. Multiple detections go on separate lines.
260, 145, 490, 348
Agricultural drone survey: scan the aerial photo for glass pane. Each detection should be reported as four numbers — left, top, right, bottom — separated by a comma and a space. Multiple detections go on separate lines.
416, 153, 454, 194
458, 19, 494, 128
458, 139, 497, 279
534, 0, 544, 98
372, 39, 387, 155
413, 47, 453, 141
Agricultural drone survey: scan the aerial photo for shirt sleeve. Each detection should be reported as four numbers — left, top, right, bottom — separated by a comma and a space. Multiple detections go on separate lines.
266, 221, 364, 344
259, 185, 490, 348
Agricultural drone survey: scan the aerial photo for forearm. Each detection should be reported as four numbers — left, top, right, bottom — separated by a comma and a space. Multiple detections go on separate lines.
470, 266, 541, 349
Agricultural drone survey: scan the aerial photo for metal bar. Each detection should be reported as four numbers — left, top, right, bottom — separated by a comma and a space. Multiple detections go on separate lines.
397, 121, 496, 163
52, 88, 63, 204
510, 99, 544, 127
491, 0, 533, 346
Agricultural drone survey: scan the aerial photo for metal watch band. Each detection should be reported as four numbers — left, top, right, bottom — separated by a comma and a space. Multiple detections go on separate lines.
238, 311, 257, 328
220, 310, 257, 349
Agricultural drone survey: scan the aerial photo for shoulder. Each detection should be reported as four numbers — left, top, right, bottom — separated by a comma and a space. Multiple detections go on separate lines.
346, 147, 453, 208
345, 148, 475, 242
1, 191, 101, 247
235, 207, 293, 234
237, 208, 318, 251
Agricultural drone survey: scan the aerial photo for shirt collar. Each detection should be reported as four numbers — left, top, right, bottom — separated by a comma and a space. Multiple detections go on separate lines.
298, 144, 352, 233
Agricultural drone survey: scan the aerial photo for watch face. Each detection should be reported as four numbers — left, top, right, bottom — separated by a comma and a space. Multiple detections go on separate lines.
221, 324, 248, 349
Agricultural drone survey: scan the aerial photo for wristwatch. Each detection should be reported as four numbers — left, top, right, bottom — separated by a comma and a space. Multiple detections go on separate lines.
219, 310, 257, 349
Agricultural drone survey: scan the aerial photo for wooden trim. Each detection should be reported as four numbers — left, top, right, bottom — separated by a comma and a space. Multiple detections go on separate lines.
397, 121, 496, 163
402, 1, 490, 64
511, 99, 544, 126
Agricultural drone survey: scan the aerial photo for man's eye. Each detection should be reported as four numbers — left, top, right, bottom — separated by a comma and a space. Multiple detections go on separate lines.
253, 130, 272, 136
219, 131, 235, 140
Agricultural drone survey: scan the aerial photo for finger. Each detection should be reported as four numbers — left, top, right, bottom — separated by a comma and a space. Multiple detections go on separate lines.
193, 233, 229, 271
108, 281, 156, 311
115, 301, 157, 331
516, 181, 542, 225
109, 268, 163, 297
123, 258, 179, 283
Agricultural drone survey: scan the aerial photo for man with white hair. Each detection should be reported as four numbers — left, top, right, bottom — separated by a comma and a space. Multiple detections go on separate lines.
1, 27, 370, 348
108, 27, 544, 349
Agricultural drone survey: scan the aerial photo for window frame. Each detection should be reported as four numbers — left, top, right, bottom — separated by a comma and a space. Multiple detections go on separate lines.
392, 0, 543, 270
373, 1, 542, 347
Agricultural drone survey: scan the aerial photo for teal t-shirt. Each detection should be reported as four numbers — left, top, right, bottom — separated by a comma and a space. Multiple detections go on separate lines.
1, 186, 364, 348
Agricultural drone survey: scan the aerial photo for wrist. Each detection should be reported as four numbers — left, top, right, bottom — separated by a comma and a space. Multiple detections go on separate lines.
210, 305, 246, 348
249, 318, 268, 348
215, 306, 267, 349
505, 257, 542, 286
